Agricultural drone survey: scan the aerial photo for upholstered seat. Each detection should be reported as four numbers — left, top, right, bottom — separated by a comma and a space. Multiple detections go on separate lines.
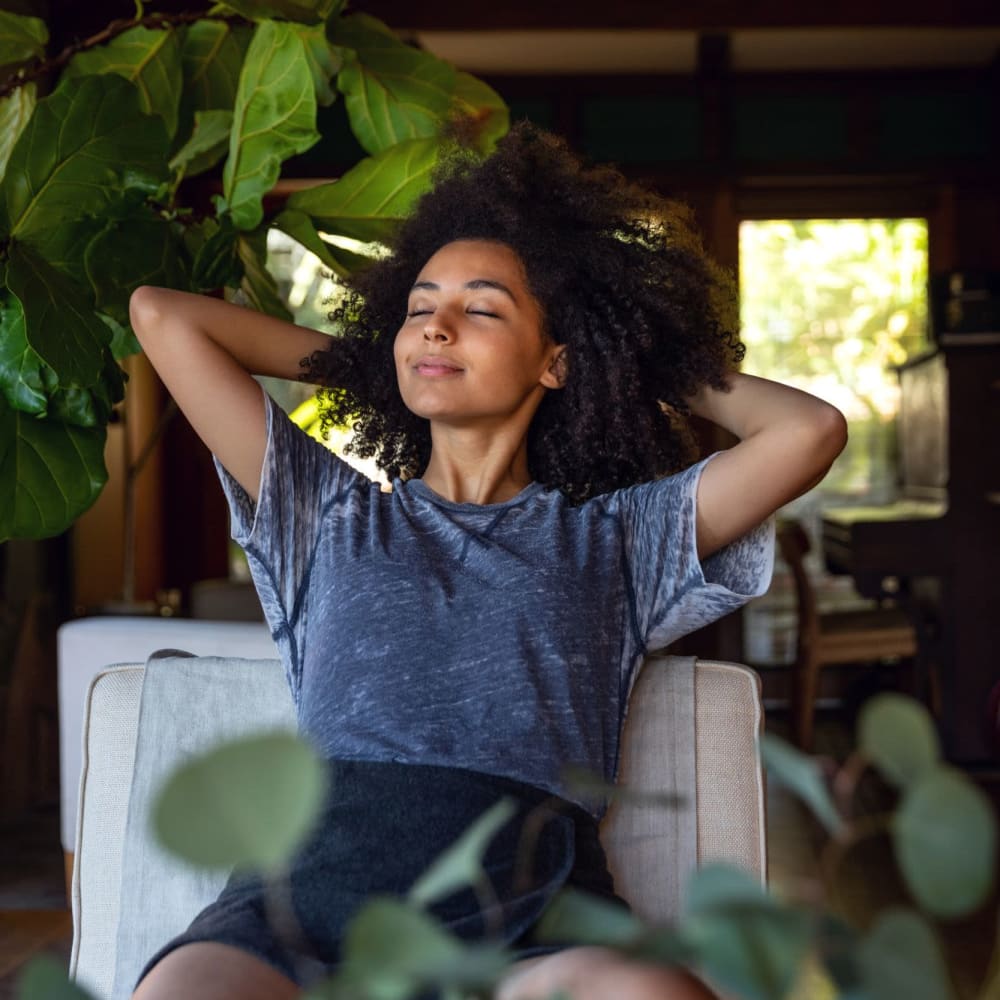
68, 653, 766, 1000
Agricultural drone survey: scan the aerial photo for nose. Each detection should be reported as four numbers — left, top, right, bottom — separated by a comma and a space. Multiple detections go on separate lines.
423, 319, 453, 343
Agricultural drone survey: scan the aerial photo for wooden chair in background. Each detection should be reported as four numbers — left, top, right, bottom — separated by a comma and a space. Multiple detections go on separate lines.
776, 519, 919, 751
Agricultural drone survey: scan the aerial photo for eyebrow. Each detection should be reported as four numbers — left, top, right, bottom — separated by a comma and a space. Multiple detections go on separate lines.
409, 279, 518, 304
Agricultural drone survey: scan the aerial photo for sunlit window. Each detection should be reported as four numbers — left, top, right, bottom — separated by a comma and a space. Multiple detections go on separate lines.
738, 218, 930, 665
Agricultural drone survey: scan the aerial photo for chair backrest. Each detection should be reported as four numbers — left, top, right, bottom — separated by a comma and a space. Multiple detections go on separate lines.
70, 655, 765, 1000
776, 518, 819, 653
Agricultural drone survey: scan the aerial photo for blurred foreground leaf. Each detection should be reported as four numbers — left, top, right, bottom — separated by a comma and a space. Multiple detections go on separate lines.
893, 767, 997, 918
681, 864, 814, 1000
859, 694, 940, 789
759, 734, 843, 837
409, 798, 516, 907
17, 956, 96, 1000
334, 898, 509, 1000
857, 909, 954, 1000
153, 731, 327, 873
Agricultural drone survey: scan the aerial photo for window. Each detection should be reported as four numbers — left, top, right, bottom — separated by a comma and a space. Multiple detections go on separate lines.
738, 218, 930, 664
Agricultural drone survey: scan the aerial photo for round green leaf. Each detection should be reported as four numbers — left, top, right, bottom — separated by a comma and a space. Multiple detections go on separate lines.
535, 887, 646, 947
758, 733, 843, 836
858, 909, 954, 1000
285, 136, 440, 244
17, 954, 96, 1000
859, 693, 940, 788
223, 21, 321, 230
64, 25, 183, 139
0, 396, 108, 542
153, 730, 327, 873
340, 898, 509, 999
893, 766, 997, 918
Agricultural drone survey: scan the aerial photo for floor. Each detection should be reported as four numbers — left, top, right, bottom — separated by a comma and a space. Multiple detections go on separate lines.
0, 712, 997, 1000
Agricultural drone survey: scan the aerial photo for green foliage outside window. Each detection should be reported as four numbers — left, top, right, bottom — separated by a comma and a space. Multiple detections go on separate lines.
740, 218, 929, 506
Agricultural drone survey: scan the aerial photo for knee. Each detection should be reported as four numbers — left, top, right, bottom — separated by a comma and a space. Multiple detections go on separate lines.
497, 946, 718, 1000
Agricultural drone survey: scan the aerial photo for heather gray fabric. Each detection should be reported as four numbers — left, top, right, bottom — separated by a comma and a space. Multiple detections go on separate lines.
212, 386, 773, 814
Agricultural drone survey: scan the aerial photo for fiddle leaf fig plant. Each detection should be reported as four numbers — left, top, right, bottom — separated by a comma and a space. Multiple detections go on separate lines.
0, 0, 508, 542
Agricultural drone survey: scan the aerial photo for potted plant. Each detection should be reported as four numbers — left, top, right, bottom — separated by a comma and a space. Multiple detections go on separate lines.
0, 0, 507, 604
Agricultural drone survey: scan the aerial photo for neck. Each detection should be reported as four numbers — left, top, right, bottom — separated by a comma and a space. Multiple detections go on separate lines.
419, 424, 534, 505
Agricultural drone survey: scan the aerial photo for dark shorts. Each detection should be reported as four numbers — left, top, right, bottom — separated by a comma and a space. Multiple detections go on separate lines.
135, 760, 626, 992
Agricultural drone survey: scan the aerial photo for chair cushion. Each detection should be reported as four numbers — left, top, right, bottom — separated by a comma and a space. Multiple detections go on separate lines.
111, 654, 292, 1000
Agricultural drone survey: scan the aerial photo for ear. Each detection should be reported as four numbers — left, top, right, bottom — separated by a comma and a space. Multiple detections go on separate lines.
540, 346, 568, 389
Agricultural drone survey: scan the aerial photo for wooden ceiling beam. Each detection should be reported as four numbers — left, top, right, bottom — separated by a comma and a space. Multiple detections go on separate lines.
356, 0, 1000, 30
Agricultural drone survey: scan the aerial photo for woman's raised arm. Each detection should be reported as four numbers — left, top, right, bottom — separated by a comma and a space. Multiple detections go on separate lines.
129, 286, 333, 503
688, 372, 848, 559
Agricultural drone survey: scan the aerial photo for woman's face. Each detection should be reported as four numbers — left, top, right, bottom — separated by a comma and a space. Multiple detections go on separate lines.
394, 239, 565, 428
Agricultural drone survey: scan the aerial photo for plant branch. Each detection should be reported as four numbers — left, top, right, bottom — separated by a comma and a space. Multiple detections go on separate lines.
0, 9, 244, 102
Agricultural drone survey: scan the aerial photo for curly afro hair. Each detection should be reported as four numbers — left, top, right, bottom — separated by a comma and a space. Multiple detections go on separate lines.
302, 121, 744, 503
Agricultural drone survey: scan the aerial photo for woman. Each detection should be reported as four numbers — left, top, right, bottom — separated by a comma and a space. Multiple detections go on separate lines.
128, 124, 847, 1000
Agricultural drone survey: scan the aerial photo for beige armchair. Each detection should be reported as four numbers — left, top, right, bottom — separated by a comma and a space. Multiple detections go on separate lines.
68, 654, 766, 1000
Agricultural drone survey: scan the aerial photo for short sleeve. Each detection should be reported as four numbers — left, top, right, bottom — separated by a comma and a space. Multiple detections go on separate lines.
602, 454, 775, 653
211, 384, 367, 698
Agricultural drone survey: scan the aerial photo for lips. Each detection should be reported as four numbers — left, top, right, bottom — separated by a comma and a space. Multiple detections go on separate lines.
413, 355, 464, 377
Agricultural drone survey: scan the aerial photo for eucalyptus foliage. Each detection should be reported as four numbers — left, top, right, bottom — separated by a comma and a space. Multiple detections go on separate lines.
0, 0, 508, 542
20, 692, 1000, 1000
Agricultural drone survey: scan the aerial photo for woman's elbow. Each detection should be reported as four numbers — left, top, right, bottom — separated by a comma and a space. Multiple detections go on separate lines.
809, 400, 849, 471
129, 285, 169, 340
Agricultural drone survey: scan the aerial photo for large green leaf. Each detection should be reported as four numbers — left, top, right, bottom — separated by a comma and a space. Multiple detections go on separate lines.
168, 109, 233, 179
285, 137, 440, 244
451, 71, 509, 153
153, 731, 327, 872
84, 213, 187, 324
331, 13, 455, 155
0, 242, 122, 427
272, 208, 372, 278
63, 25, 183, 139
291, 21, 341, 106
186, 216, 244, 292
0, 395, 108, 542
0, 82, 35, 182
236, 231, 292, 320
859, 693, 940, 789
0, 10, 47, 67
893, 766, 997, 918
857, 909, 955, 1000
217, 0, 344, 23
179, 20, 252, 113
0, 74, 169, 244
222, 21, 321, 230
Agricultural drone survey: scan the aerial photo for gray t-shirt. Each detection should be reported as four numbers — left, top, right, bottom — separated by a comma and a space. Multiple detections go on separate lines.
214, 387, 774, 811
